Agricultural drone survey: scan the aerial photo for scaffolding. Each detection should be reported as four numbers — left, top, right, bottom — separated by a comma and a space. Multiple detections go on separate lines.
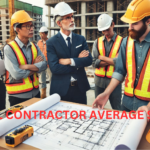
46, 0, 131, 52
116, 0, 131, 10
86, 1, 106, 13
70, 2, 81, 14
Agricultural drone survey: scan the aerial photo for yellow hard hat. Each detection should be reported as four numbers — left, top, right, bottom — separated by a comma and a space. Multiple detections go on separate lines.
121, 0, 150, 24
11, 10, 35, 27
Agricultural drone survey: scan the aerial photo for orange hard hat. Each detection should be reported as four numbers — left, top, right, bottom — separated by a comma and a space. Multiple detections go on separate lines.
121, 0, 150, 24
11, 10, 35, 27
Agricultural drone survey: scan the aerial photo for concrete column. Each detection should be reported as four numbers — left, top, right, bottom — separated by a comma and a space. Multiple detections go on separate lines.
107, 1, 114, 18
48, 6, 51, 38
81, 2, 86, 38
1, 9, 7, 43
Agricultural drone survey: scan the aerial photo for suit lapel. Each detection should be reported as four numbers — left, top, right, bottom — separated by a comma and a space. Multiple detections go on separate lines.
57, 32, 70, 57
71, 32, 77, 57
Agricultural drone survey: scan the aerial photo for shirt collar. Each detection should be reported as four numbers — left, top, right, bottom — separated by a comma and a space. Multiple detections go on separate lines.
15, 36, 31, 48
103, 32, 117, 42
144, 32, 150, 42
60, 30, 72, 41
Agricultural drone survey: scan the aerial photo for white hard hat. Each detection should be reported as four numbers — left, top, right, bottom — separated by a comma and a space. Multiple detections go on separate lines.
53, 2, 76, 20
39, 26, 48, 32
97, 14, 113, 31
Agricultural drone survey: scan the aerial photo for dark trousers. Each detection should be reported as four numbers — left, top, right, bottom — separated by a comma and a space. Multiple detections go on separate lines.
61, 84, 87, 104
9, 92, 40, 106
95, 85, 121, 110
0, 80, 6, 111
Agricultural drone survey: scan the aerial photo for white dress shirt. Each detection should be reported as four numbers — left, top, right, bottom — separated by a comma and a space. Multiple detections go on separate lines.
60, 30, 76, 82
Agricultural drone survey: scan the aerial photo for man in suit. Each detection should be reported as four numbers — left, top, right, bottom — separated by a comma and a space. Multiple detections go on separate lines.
46, 2, 92, 104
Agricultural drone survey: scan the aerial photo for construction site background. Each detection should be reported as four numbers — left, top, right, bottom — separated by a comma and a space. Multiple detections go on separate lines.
0, 0, 128, 109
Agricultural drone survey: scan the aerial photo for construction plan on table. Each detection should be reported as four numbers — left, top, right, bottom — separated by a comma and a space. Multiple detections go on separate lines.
0, 94, 147, 150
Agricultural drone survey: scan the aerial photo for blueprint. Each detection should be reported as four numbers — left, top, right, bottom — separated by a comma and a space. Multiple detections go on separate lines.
0, 94, 147, 150
23, 102, 130, 150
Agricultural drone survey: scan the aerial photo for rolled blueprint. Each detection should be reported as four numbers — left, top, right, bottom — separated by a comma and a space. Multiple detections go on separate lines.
0, 94, 60, 136
115, 112, 147, 150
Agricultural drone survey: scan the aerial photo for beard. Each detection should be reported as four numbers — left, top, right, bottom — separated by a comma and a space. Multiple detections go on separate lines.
128, 23, 147, 40
62, 23, 76, 31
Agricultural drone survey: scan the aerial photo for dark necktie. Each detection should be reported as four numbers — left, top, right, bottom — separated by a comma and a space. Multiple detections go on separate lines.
66, 37, 77, 80
66, 37, 71, 52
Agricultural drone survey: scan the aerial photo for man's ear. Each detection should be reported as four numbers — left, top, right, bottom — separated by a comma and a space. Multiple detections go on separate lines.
16, 27, 20, 34
146, 18, 150, 25
57, 21, 62, 27
112, 22, 115, 27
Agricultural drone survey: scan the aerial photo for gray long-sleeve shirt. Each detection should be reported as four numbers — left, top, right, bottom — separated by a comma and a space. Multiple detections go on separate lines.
92, 33, 118, 88
4, 36, 47, 98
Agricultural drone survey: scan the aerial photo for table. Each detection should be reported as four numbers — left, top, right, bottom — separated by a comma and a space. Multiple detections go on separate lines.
0, 98, 150, 150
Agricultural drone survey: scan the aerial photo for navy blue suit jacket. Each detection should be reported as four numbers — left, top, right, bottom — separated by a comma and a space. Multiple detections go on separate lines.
46, 32, 92, 96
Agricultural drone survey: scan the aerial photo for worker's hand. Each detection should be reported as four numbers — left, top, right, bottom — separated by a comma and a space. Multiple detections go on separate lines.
92, 92, 109, 110
19, 65, 28, 70
34, 56, 44, 64
137, 105, 150, 122
59, 59, 71, 65
98, 55, 106, 61
78, 50, 89, 58
28, 71, 34, 76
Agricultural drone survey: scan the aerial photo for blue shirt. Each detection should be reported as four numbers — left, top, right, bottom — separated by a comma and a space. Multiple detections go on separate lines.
112, 32, 150, 110
4, 37, 47, 98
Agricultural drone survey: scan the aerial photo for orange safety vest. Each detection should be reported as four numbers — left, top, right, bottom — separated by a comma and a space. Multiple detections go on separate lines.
125, 37, 150, 101
95, 35, 123, 78
5, 40, 39, 95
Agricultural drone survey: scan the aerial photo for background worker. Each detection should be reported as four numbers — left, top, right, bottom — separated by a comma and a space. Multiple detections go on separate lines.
93, 0, 150, 112
92, 14, 123, 110
47, 2, 92, 104
37, 26, 51, 98
0, 55, 6, 111
4, 10, 47, 106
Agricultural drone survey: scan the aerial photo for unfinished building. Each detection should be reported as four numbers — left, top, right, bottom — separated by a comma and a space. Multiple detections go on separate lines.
45, 0, 131, 51
0, 0, 43, 44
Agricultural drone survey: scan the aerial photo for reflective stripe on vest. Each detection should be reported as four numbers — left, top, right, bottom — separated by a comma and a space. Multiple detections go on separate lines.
5, 41, 39, 95
95, 35, 123, 78
125, 37, 150, 101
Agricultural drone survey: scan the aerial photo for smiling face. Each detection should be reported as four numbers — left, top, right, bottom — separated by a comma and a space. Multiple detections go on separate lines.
16, 21, 34, 38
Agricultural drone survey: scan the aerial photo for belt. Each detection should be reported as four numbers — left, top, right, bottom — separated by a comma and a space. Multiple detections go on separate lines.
70, 81, 77, 86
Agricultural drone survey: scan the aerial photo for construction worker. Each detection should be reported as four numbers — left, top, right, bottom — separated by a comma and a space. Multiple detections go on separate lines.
47, 2, 92, 104
93, 0, 150, 112
0, 55, 6, 111
4, 10, 47, 106
92, 14, 123, 110
37, 26, 52, 98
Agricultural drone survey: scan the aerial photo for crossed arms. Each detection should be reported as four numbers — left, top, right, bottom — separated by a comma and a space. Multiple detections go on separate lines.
47, 38, 92, 75
4, 45, 47, 80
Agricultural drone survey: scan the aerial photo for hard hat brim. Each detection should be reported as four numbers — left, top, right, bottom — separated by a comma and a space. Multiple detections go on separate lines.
39, 30, 48, 32
120, 15, 139, 24
19, 18, 36, 24
11, 18, 35, 27
98, 24, 111, 31
59, 10, 76, 16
